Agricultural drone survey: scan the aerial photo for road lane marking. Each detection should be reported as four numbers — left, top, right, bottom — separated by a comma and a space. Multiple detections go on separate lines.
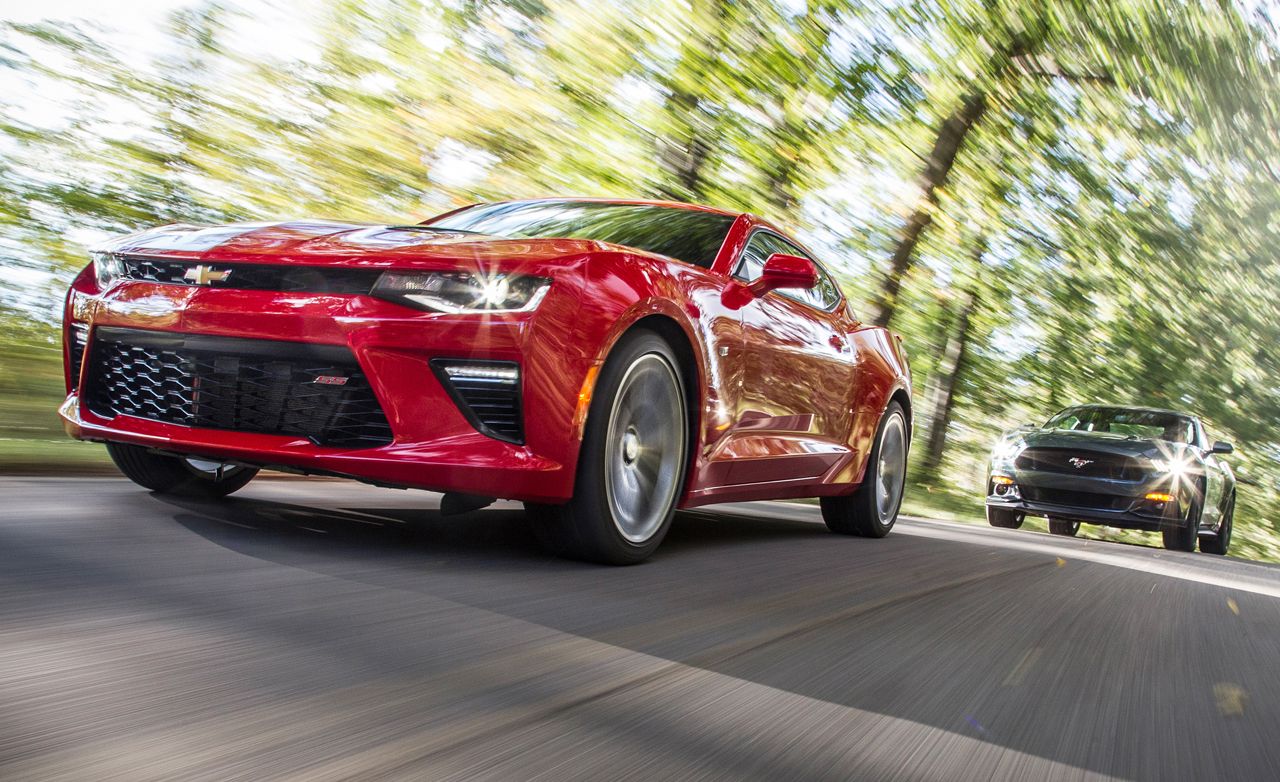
1002, 647, 1043, 687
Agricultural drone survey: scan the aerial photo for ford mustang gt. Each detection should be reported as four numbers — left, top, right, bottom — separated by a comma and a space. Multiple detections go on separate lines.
986, 404, 1236, 554
61, 198, 912, 564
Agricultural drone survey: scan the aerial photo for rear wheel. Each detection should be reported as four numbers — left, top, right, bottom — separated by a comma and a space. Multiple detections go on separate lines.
1199, 491, 1234, 556
820, 401, 907, 538
528, 330, 688, 565
1048, 517, 1080, 536
986, 507, 1025, 529
106, 443, 258, 498
1162, 483, 1203, 552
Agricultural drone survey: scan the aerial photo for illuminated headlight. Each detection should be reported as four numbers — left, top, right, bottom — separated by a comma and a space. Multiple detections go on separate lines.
371, 271, 551, 314
991, 438, 1024, 462
93, 252, 123, 289
1150, 457, 1190, 478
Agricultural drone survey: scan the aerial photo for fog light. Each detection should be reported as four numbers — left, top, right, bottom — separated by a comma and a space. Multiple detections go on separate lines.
1145, 492, 1175, 503
991, 475, 1019, 498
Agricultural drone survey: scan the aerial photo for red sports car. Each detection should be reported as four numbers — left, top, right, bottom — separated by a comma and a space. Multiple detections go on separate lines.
61, 198, 912, 563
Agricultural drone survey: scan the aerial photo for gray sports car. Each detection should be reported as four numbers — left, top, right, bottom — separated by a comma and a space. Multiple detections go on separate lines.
986, 405, 1236, 554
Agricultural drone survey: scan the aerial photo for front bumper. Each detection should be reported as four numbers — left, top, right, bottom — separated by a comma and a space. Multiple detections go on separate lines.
985, 471, 1188, 532
60, 273, 595, 503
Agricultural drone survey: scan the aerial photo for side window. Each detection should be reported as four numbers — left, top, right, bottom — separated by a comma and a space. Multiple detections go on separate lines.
733, 231, 843, 312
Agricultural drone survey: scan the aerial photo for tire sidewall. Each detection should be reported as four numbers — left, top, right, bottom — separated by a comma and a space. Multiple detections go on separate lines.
860, 402, 908, 536
574, 330, 689, 560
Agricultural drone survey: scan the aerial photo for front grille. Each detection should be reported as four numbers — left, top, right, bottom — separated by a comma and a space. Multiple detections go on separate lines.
117, 255, 381, 294
1022, 486, 1130, 511
68, 322, 89, 389
1015, 447, 1145, 481
84, 327, 393, 448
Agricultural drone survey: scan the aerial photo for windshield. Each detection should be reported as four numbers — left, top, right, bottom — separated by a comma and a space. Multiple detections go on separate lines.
426, 200, 735, 269
1045, 407, 1195, 444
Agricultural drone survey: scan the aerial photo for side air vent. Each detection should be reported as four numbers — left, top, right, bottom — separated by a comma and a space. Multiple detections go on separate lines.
431, 359, 523, 444
69, 322, 90, 390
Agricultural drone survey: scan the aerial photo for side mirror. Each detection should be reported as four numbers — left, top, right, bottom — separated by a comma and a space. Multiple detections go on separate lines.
747, 253, 819, 298
1212, 441, 1234, 455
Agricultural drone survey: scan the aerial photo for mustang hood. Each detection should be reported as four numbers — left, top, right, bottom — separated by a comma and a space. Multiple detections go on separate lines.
94, 220, 605, 272
1014, 428, 1193, 461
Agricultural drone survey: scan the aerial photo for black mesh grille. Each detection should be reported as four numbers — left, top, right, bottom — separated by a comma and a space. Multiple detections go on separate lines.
431, 360, 523, 443
84, 328, 393, 448
68, 323, 89, 390
117, 255, 381, 294
1022, 486, 1130, 511
1015, 448, 1145, 481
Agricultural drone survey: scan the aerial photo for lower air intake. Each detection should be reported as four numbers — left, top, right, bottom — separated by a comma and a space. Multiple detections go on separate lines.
84, 327, 393, 448
431, 359, 523, 443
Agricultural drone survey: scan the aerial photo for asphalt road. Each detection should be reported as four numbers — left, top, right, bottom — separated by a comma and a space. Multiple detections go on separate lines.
2, 476, 1279, 781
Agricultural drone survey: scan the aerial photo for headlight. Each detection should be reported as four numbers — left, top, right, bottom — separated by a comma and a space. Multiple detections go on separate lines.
370, 271, 551, 314
991, 437, 1023, 462
93, 252, 123, 289
1150, 457, 1191, 478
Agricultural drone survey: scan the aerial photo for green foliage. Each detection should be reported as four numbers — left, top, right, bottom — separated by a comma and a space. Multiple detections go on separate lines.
2, 0, 1280, 557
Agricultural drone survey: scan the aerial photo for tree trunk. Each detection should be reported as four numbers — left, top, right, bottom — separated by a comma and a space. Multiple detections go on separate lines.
654, 0, 730, 203
919, 244, 985, 476
870, 91, 987, 327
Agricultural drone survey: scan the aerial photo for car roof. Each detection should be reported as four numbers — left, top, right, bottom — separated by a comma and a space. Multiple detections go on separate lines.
465, 197, 743, 218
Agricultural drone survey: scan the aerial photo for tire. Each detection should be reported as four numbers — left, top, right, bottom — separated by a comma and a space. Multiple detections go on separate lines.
106, 442, 258, 498
1048, 517, 1080, 536
820, 401, 908, 538
1199, 491, 1234, 556
1162, 482, 1203, 552
527, 329, 689, 565
986, 506, 1025, 529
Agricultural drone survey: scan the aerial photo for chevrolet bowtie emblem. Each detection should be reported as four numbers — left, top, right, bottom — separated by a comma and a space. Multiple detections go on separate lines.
183, 265, 232, 285
1068, 457, 1094, 469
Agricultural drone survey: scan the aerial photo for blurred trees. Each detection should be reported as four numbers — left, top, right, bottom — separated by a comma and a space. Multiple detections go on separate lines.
3, 0, 1280, 555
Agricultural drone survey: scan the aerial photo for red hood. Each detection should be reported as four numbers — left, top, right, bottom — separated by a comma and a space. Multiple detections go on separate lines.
94, 220, 609, 271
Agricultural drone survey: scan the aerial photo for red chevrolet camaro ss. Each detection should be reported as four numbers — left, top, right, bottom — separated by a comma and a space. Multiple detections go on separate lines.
60, 198, 912, 563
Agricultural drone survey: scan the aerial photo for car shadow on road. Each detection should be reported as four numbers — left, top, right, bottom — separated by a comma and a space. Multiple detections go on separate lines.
154, 490, 1238, 780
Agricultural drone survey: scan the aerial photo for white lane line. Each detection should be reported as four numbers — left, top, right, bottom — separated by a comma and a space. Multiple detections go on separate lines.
706, 501, 1280, 601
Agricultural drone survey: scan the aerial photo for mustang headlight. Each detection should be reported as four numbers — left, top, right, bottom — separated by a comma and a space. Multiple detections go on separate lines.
991, 437, 1024, 463
1150, 457, 1192, 478
93, 252, 123, 289
371, 271, 551, 314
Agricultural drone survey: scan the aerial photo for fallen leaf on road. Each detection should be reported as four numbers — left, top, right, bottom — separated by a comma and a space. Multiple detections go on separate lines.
1214, 683, 1248, 716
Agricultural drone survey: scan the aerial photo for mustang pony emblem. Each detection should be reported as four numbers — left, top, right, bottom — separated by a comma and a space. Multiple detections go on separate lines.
183, 265, 232, 285
1068, 457, 1094, 469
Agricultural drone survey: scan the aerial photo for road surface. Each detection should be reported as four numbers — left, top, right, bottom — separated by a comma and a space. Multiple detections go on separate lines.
2, 476, 1278, 780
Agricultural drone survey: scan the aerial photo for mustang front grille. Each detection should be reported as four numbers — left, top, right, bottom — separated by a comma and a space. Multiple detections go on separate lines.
116, 255, 381, 294
84, 327, 393, 448
1021, 486, 1130, 511
1015, 447, 1144, 481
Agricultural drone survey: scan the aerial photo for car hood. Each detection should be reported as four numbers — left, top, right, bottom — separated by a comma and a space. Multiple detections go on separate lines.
93, 220, 612, 271
1014, 428, 1193, 460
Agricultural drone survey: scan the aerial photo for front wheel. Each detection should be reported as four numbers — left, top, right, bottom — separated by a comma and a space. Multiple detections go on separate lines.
1048, 518, 1080, 536
106, 443, 258, 498
986, 506, 1025, 529
528, 330, 688, 565
1162, 484, 1203, 552
1199, 491, 1234, 555
820, 401, 908, 538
